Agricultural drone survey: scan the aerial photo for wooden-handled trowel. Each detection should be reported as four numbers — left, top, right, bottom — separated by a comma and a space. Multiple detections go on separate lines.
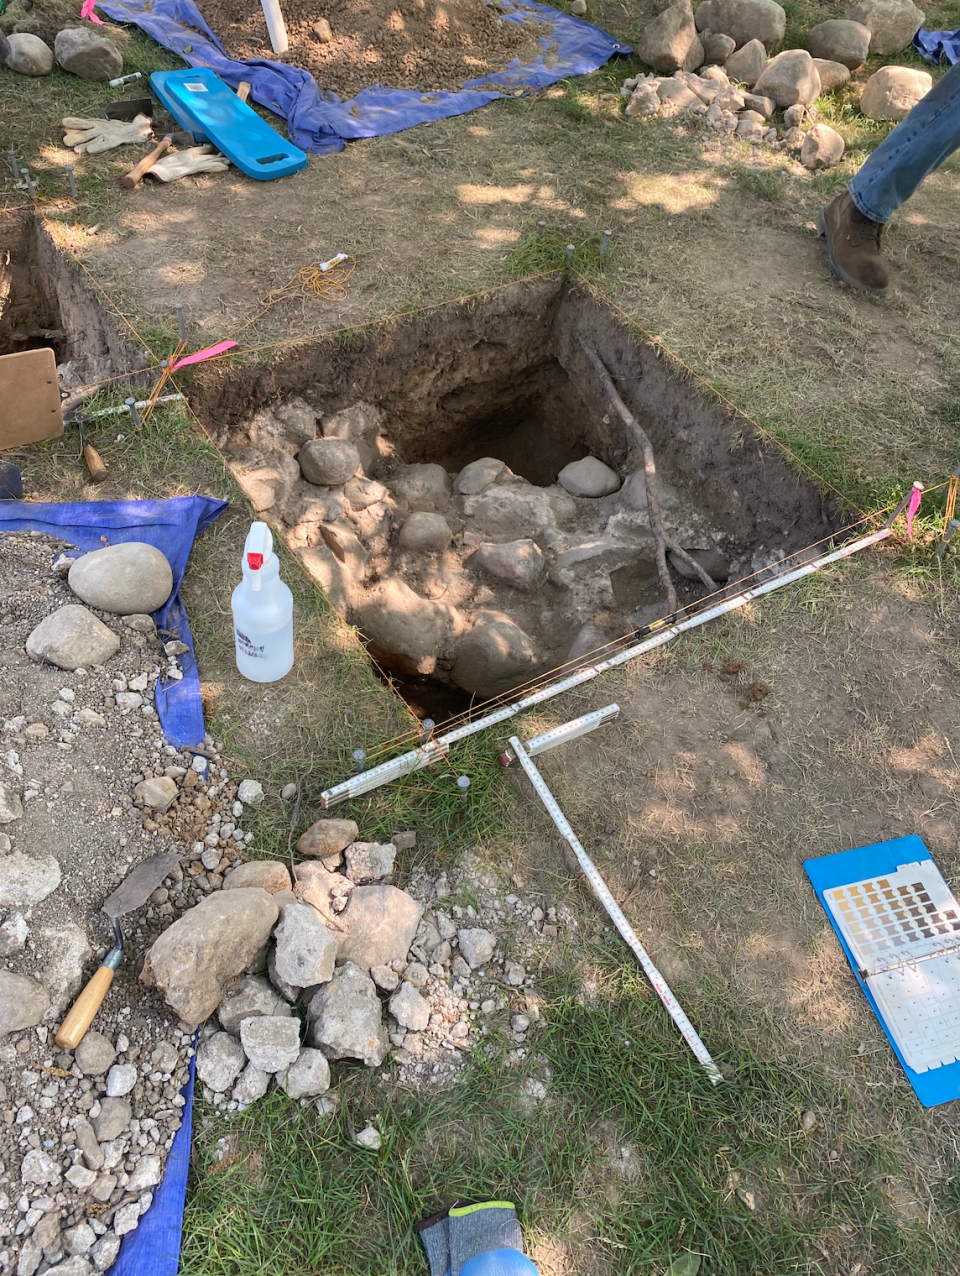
55, 851, 180, 1050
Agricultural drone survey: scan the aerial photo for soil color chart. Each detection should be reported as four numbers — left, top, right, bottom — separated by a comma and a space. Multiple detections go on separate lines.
806, 835, 960, 1107
826, 862, 960, 1074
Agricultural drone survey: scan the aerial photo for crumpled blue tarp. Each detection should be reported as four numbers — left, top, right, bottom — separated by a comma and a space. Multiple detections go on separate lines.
0, 496, 227, 748
96, 0, 629, 153
110, 1046, 198, 1276
914, 27, 960, 64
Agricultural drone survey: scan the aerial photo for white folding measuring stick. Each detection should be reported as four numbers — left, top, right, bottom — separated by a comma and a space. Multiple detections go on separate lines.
320, 527, 890, 807
500, 703, 620, 766
509, 735, 724, 1085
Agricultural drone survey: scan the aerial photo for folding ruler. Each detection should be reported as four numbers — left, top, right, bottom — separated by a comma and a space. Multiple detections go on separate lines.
507, 705, 723, 1086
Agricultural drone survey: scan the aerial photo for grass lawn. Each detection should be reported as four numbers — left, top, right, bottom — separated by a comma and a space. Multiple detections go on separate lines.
3, 0, 960, 1271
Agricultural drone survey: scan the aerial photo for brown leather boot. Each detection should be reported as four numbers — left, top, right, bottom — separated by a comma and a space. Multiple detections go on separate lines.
816, 192, 889, 296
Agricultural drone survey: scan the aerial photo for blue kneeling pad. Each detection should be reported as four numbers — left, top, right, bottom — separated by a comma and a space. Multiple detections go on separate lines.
150, 69, 308, 180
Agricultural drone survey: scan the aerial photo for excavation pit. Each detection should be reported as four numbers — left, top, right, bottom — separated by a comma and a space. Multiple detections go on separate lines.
0, 211, 140, 381
191, 276, 841, 716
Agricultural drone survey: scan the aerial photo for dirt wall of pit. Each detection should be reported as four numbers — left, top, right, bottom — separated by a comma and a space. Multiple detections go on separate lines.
192, 275, 842, 560
1, 210, 144, 380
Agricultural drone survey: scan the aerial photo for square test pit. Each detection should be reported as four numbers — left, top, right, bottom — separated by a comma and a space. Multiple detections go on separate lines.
193, 277, 841, 720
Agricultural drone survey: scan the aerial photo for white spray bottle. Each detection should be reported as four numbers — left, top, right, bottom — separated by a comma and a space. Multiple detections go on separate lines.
231, 522, 294, 683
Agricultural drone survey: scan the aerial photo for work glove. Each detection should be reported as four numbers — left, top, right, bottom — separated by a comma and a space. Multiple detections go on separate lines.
146, 145, 231, 183
62, 114, 153, 154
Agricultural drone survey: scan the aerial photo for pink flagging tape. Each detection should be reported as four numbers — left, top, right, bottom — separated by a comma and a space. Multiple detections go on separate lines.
80, 0, 106, 24
171, 341, 238, 371
907, 483, 923, 541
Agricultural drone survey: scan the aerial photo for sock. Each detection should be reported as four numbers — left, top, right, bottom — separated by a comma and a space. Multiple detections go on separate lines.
448, 1202, 524, 1276
416, 1210, 451, 1276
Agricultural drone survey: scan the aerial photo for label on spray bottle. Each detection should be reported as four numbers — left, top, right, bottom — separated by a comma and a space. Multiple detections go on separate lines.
235, 628, 267, 660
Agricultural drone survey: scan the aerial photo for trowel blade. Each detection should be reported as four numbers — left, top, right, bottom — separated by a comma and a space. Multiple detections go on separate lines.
102, 851, 180, 920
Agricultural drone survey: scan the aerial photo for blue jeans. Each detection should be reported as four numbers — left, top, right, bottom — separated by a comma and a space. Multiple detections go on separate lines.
848, 59, 960, 223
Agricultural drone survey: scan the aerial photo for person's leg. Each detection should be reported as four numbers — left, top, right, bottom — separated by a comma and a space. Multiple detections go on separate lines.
818, 61, 960, 296
849, 60, 960, 223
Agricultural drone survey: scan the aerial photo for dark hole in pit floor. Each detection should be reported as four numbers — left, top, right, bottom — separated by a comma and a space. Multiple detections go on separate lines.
428, 361, 590, 487
193, 276, 843, 722
374, 666, 479, 723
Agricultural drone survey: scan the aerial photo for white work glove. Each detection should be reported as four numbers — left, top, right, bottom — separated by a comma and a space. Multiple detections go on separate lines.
62, 114, 153, 154
146, 145, 230, 183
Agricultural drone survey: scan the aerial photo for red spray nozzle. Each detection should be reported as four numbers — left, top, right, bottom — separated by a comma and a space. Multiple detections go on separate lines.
247, 553, 264, 570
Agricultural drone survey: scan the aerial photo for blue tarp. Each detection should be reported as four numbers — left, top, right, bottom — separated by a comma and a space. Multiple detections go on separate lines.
914, 27, 960, 64
96, 0, 629, 153
0, 496, 227, 748
111, 1047, 198, 1276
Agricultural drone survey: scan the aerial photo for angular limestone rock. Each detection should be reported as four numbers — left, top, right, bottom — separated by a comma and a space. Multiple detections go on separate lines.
272, 902, 339, 987
141, 888, 279, 1025
217, 974, 294, 1035
336, 885, 423, 971
306, 962, 388, 1065
0, 970, 50, 1035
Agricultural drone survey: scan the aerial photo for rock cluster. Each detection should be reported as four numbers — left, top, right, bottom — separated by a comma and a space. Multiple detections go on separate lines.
0, 528, 565, 1272
178, 824, 552, 1112
623, 65, 842, 165
2, 21, 125, 79
215, 400, 731, 703
628, 0, 928, 169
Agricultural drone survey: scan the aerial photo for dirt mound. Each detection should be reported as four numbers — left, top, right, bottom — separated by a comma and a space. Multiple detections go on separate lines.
198, 0, 550, 98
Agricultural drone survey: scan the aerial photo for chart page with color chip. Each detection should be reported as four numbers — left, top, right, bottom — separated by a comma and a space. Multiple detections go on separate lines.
825, 860, 960, 1073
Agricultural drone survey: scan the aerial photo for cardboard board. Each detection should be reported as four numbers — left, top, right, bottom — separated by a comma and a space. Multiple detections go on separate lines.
0, 348, 64, 450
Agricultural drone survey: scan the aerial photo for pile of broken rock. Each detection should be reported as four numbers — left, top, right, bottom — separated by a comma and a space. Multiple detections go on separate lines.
0, 529, 549, 1275
183, 818, 548, 1116
624, 0, 932, 171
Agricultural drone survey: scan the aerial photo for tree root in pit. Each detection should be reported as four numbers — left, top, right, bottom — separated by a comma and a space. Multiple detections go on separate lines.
577, 340, 718, 614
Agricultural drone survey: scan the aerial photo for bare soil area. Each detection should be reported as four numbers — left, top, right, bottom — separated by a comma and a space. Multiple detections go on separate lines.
199, 0, 548, 97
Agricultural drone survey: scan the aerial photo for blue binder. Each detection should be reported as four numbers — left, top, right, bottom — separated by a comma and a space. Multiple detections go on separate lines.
150, 69, 308, 180
805, 834, 960, 1107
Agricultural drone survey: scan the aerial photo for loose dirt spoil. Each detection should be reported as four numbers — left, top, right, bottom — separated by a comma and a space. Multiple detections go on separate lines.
198, 0, 549, 98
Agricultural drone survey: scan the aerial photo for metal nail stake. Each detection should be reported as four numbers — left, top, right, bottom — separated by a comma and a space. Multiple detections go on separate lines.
65, 165, 77, 199
20, 169, 36, 200
935, 518, 960, 561
421, 718, 434, 742
125, 396, 141, 428
457, 775, 471, 807
175, 303, 186, 342
537, 220, 546, 237
352, 748, 367, 774
6, 151, 17, 180
599, 229, 612, 258
565, 244, 575, 265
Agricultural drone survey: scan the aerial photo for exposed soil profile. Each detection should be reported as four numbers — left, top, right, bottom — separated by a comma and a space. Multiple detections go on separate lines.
197, 0, 551, 98
192, 277, 843, 714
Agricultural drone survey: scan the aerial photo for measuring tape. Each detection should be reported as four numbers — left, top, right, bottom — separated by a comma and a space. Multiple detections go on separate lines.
509, 735, 723, 1085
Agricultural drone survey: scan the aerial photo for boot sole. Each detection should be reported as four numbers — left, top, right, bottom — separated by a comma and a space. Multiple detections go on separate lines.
816, 208, 887, 298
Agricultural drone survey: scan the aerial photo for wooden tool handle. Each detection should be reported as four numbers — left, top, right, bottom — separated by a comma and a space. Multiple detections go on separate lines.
82, 443, 108, 483
120, 135, 172, 190
55, 965, 115, 1050
237, 81, 251, 102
